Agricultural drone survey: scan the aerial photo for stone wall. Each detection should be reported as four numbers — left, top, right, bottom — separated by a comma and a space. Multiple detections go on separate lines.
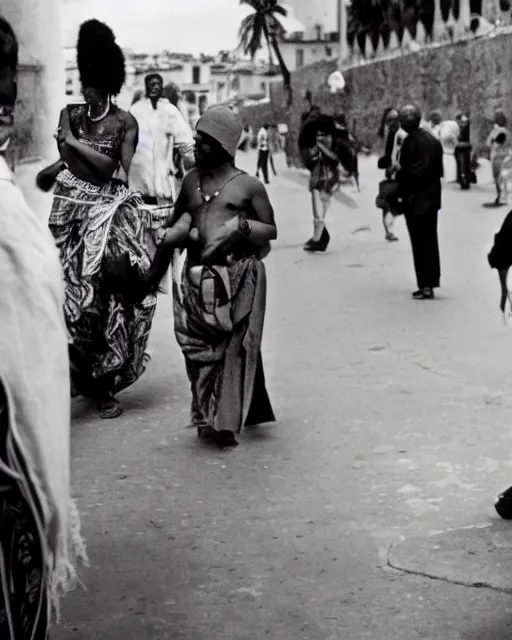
239, 101, 280, 131
242, 32, 512, 167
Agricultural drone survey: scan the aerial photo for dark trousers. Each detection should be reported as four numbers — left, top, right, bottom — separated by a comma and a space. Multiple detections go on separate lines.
455, 144, 471, 188
405, 210, 441, 289
269, 152, 277, 176
256, 150, 269, 183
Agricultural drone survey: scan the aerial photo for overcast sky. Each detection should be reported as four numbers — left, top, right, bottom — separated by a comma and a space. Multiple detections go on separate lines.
60, 0, 251, 54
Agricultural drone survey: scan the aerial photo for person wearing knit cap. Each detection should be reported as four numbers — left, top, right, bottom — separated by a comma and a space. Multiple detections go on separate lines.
154, 104, 277, 448
42, 20, 164, 420
129, 72, 194, 205
0, 16, 87, 638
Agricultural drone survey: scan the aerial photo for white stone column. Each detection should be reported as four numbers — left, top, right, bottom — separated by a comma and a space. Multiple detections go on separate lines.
1, 0, 64, 162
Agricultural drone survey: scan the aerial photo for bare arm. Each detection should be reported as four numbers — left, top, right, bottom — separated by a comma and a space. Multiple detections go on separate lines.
58, 109, 115, 172
165, 103, 195, 171
247, 177, 277, 244
166, 169, 195, 227
120, 113, 139, 175
317, 141, 340, 163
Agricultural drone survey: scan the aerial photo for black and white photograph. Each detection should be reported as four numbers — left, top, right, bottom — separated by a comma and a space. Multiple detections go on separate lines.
2, 0, 512, 638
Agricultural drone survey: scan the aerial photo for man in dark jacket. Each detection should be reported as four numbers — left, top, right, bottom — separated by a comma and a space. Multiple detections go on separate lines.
397, 105, 444, 300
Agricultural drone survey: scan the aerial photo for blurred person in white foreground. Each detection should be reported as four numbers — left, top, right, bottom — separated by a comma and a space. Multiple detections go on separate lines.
0, 15, 87, 638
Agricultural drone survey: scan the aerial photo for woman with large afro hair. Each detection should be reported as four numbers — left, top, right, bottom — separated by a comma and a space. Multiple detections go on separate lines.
40, 19, 190, 419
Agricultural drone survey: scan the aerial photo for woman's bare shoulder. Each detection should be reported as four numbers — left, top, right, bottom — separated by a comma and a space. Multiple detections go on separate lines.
115, 106, 137, 129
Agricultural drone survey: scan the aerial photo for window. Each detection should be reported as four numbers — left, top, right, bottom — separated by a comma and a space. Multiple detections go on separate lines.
192, 65, 201, 84
260, 82, 266, 92
325, 46, 332, 57
231, 75, 240, 91
296, 49, 304, 68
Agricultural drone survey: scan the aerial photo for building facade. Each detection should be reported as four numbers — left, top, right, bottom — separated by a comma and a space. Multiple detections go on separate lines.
283, 0, 338, 39
1, 0, 64, 164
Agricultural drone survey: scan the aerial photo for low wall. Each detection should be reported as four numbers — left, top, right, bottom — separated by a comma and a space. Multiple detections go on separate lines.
243, 32, 512, 167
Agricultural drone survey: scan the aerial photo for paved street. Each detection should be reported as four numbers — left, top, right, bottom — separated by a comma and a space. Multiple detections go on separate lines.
54, 150, 512, 639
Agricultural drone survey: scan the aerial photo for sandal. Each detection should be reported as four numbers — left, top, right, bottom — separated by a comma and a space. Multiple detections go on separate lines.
98, 394, 123, 419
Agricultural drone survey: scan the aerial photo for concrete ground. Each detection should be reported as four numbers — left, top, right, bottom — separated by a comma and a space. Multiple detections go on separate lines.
53, 150, 512, 639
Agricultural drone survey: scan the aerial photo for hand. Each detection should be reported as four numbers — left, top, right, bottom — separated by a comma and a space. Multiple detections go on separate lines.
155, 213, 192, 247
317, 141, 330, 155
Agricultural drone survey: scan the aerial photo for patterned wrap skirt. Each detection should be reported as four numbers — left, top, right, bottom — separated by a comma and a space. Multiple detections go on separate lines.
49, 170, 158, 396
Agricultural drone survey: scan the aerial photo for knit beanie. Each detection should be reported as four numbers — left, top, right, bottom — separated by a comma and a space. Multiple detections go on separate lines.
196, 105, 243, 158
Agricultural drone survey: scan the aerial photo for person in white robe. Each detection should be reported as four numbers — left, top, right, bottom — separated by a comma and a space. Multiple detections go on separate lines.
129, 73, 195, 206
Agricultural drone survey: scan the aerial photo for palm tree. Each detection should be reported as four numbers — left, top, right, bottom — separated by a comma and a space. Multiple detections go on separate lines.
238, 0, 292, 106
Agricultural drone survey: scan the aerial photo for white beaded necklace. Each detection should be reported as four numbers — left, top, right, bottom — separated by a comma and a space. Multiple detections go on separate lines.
88, 96, 111, 122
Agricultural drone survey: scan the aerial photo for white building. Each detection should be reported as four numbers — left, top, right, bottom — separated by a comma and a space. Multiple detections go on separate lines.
272, 1, 340, 72
210, 60, 280, 106
282, 0, 338, 40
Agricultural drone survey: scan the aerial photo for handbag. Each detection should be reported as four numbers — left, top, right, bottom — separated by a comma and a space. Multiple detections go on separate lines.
375, 178, 400, 211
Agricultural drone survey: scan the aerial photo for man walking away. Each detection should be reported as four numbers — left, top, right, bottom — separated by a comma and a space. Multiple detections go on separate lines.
397, 104, 444, 300
256, 123, 270, 184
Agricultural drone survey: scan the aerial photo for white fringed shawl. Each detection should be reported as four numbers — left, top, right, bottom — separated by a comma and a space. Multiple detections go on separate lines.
0, 156, 87, 621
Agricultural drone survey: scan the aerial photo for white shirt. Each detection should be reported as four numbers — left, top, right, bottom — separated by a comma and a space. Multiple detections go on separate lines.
257, 127, 269, 152
129, 97, 194, 200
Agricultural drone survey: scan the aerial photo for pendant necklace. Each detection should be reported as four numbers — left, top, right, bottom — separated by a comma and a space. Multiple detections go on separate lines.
197, 170, 244, 203
88, 96, 111, 123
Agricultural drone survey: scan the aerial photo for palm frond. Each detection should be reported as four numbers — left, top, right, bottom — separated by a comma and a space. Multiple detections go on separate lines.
271, 3, 287, 17
238, 13, 264, 57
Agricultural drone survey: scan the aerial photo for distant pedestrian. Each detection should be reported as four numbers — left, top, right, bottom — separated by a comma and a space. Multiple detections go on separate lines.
454, 113, 473, 190
299, 114, 342, 252
484, 110, 510, 208
268, 124, 279, 176
397, 104, 444, 300
376, 107, 406, 242
256, 123, 270, 184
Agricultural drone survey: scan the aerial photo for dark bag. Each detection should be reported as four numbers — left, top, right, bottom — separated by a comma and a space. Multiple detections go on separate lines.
377, 155, 390, 170
102, 225, 160, 303
375, 178, 401, 212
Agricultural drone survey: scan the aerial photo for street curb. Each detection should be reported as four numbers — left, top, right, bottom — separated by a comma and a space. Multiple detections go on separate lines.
387, 522, 512, 593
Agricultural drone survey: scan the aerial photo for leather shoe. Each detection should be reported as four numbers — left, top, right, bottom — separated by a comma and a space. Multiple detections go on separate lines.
412, 288, 434, 299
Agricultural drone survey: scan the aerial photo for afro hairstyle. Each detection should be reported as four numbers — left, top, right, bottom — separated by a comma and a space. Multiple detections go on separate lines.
77, 19, 126, 96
